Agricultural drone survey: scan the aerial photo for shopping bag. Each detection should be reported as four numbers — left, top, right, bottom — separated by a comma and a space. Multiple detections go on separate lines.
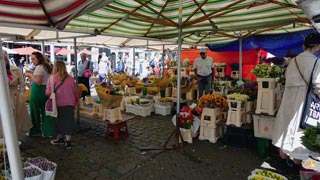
45, 93, 58, 117
300, 88, 320, 129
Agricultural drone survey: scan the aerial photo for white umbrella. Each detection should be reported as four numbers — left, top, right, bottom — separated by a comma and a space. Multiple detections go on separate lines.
2, 47, 17, 54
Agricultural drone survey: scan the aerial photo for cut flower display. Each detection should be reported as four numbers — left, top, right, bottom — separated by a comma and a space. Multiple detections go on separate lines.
198, 94, 228, 109
178, 106, 195, 129
227, 93, 249, 102
251, 63, 281, 78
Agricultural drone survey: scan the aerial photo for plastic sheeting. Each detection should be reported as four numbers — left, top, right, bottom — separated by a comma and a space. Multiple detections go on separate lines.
207, 29, 317, 57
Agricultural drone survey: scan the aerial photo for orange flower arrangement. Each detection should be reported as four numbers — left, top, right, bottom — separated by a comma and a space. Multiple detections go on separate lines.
198, 94, 228, 109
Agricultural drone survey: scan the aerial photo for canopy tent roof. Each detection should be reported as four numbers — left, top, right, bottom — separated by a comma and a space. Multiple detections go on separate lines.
0, 0, 113, 29
66, 0, 314, 46
0, 25, 194, 51
0, 0, 316, 51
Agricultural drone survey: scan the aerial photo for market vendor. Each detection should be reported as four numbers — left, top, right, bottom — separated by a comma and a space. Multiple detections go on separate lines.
193, 48, 214, 98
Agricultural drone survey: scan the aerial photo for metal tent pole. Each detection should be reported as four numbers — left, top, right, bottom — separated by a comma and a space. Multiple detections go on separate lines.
0, 41, 23, 180
161, 45, 165, 77
176, 0, 182, 115
132, 48, 135, 76
239, 35, 243, 80
74, 37, 80, 124
41, 40, 45, 54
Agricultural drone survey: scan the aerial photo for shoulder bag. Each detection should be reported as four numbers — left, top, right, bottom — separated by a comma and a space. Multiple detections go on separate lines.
45, 76, 66, 117
295, 58, 320, 129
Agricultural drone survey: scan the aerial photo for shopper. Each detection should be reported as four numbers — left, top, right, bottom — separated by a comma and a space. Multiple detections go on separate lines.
0, 50, 31, 137
25, 51, 54, 137
193, 48, 214, 98
272, 33, 320, 169
47, 60, 78, 150
98, 56, 110, 82
77, 53, 92, 99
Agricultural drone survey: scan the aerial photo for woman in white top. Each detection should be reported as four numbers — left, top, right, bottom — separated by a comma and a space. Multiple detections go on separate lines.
272, 33, 320, 167
25, 51, 54, 137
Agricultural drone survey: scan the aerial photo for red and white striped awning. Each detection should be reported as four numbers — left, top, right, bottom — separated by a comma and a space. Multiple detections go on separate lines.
0, 0, 112, 29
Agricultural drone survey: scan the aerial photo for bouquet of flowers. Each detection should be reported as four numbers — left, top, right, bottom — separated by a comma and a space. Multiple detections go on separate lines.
182, 59, 190, 68
110, 74, 127, 85
166, 58, 177, 68
198, 94, 228, 109
227, 93, 249, 102
95, 84, 123, 108
241, 82, 258, 101
155, 75, 170, 90
178, 106, 194, 129
123, 77, 139, 87
251, 63, 282, 78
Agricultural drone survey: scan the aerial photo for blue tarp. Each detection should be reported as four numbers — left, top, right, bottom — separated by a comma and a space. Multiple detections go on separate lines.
207, 29, 317, 57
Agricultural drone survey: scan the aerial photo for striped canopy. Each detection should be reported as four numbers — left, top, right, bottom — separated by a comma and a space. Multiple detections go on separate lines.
0, 0, 112, 29
66, 0, 313, 46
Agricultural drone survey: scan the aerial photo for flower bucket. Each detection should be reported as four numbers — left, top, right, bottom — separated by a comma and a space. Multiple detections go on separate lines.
179, 128, 192, 143
39, 161, 57, 180
142, 87, 147, 96
24, 166, 43, 180
181, 93, 187, 100
230, 101, 245, 108
160, 90, 166, 98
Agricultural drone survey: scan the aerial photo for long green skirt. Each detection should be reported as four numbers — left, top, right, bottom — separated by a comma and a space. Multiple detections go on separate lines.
28, 83, 54, 137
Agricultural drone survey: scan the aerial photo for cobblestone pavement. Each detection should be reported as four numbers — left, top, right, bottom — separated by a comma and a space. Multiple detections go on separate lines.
19, 113, 300, 180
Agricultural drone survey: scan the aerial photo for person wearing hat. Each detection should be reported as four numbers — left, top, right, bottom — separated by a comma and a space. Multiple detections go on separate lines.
272, 32, 320, 171
193, 48, 214, 98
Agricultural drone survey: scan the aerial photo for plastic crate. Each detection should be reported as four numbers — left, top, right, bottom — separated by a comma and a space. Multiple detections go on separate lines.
154, 104, 171, 116
92, 102, 103, 117
253, 114, 275, 140
125, 104, 152, 117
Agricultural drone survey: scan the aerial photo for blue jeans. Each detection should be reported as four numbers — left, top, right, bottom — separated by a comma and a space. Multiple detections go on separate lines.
197, 74, 212, 98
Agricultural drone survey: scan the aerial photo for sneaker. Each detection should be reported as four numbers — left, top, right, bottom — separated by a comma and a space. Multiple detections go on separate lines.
50, 138, 65, 145
65, 141, 72, 150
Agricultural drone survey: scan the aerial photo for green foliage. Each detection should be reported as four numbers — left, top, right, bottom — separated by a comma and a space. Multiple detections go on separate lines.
302, 125, 320, 153
251, 63, 282, 78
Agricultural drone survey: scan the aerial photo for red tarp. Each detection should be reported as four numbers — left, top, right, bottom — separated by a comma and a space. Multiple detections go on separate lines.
181, 49, 259, 81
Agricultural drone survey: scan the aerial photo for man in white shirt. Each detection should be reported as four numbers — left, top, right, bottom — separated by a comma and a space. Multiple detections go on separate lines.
193, 48, 214, 98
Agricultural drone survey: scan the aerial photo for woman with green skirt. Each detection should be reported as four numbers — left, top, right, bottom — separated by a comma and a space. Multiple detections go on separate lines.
25, 52, 54, 137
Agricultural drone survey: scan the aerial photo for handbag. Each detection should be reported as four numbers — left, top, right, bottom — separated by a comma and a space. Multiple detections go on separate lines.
45, 76, 65, 117
295, 58, 320, 129
83, 61, 92, 78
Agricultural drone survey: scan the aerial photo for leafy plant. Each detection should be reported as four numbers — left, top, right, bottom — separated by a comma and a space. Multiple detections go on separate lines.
251, 63, 282, 78
301, 125, 320, 153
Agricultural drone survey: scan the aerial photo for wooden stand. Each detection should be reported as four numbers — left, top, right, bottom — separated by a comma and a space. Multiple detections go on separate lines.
125, 87, 136, 95
255, 78, 276, 115
226, 100, 246, 127
85, 96, 93, 105
92, 102, 103, 117
199, 108, 223, 143
231, 71, 239, 79
103, 107, 122, 123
